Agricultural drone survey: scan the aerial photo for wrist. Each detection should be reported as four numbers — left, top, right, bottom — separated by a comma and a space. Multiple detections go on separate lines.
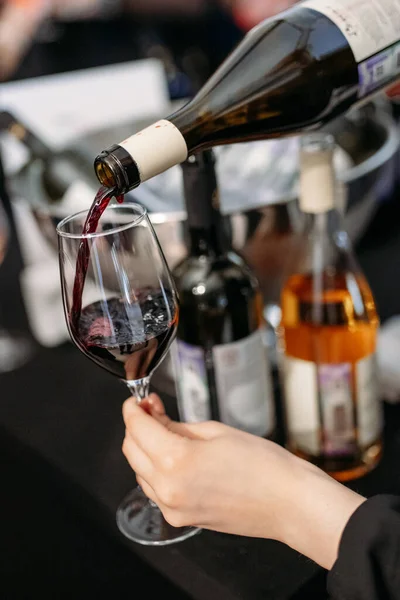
281, 458, 366, 570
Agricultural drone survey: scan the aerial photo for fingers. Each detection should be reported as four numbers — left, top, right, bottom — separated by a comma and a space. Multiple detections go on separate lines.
122, 422, 162, 506
122, 432, 154, 481
123, 397, 182, 460
123, 392, 235, 485
137, 394, 169, 422
183, 419, 229, 440
136, 475, 159, 506
146, 393, 229, 441
125, 394, 233, 441
147, 393, 167, 416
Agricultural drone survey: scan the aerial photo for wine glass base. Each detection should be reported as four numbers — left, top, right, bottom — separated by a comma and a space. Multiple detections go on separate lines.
116, 487, 201, 546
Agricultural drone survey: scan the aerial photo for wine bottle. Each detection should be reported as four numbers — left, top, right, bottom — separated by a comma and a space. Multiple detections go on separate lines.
94, 0, 400, 194
172, 149, 276, 438
278, 132, 383, 482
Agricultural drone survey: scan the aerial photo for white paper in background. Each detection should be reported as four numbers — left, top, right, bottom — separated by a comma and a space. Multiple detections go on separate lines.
0, 58, 170, 151
12, 197, 116, 348
377, 317, 400, 404
0, 131, 30, 176
12, 197, 68, 347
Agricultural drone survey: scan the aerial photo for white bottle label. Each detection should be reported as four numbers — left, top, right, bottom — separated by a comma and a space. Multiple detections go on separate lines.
213, 329, 275, 436
173, 340, 212, 423
282, 356, 320, 455
303, 0, 400, 63
174, 330, 276, 437
357, 354, 384, 446
283, 354, 382, 456
119, 119, 188, 183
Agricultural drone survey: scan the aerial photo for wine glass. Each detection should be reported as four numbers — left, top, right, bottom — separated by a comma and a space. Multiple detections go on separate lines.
56, 202, 200, 546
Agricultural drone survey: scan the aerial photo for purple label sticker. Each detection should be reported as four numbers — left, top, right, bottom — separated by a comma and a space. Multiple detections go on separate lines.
358, 43, 400, 98
318, 363, 355, 456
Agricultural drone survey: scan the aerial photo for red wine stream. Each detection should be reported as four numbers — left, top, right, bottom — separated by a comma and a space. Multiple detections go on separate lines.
71, 186, 123, 327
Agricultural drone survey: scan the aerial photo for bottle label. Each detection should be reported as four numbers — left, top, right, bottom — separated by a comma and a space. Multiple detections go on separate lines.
318, 363, 355, 455
119, 119, 188, 183
356, 353, 384, 446
174, 330, 275, 437
213, 329, 275, 436
358, 44, 400, 97
173, 340, 212, 423
283, 354, 382, 456
303, 0, 400, 63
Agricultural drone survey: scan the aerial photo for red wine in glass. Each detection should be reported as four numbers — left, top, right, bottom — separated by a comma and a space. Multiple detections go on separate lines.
71, 291, 177, 381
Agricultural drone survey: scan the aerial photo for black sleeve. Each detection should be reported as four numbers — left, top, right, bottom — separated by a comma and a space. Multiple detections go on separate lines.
327, 495, 400, 600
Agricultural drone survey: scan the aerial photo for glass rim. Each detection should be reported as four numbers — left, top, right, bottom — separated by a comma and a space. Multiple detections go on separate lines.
56, 202, 148, 240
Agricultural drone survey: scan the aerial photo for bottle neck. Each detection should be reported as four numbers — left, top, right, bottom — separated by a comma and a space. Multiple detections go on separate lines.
299, 206, 352, 278
185, 179, 230, 258
188, 219, 229, 258
182, 151, 230, 258
307, 210, 329, 232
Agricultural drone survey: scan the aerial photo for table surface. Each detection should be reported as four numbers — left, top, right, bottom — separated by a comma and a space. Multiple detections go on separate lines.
1, 176, 400, 600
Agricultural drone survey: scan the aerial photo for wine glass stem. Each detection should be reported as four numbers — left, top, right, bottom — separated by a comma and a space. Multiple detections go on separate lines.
125, 376, 157, 508
126, 376, 151, 403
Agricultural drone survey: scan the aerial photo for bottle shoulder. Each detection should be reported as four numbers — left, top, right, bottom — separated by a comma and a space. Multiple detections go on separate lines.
172, 251, 260, 294
281, 268, 379, 326
291, 214, 365, 276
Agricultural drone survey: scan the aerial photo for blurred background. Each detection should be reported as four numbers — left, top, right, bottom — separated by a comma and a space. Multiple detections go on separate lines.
0, 0, 274, 86
1, 0, 400, 598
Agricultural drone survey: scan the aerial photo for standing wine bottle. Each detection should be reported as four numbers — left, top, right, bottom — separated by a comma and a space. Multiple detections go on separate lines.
94, 0, 400, 194
172, 149, 276, 438
278, 132, 383, 482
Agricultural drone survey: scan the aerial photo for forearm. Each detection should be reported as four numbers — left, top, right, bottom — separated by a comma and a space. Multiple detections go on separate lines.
281, 460, 366, 570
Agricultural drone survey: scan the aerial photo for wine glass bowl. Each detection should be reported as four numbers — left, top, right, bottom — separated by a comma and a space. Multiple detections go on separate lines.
57, 202, 199, 545
57, 204, 178, 383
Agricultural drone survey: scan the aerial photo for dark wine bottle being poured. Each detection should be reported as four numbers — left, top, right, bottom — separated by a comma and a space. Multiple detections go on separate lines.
94, 0, 400, 196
